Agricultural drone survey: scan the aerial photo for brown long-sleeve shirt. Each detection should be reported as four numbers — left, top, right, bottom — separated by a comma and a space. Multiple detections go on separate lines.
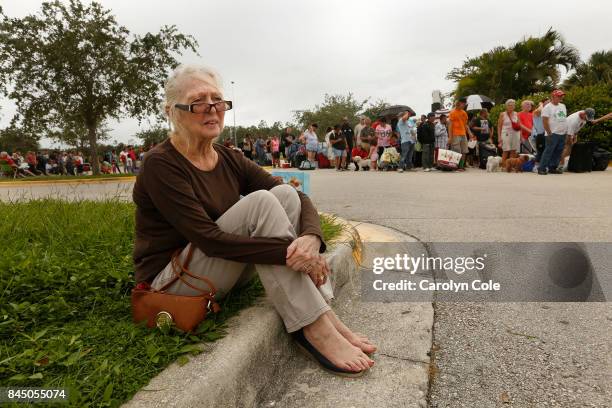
132, 139, 325, 283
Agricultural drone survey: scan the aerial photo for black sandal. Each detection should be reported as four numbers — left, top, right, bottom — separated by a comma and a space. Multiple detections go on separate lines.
291, 328, 367, 378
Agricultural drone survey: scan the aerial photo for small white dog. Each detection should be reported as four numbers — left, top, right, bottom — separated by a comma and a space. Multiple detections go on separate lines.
486, 156, 502, 172
353, 156, 371, 171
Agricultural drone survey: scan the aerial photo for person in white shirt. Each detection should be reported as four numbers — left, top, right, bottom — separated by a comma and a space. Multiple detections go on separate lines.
561, 108, 595, 163
119, 149, 128, 173
539, 90, 568, 175
354, 116, 366, 143
324, 127, 334, 161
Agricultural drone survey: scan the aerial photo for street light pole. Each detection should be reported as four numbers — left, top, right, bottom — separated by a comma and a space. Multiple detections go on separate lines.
231, 81, 236, 146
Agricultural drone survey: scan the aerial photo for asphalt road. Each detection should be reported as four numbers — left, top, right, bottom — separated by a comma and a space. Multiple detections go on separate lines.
2, 168, 611, 407
307, 168, 611, 408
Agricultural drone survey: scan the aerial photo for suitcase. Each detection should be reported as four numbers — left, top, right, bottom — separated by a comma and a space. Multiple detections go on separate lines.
592, 148, 610, 171
568, 142, 595, 173
316, 152, 330, 168
479, 143, 497, 169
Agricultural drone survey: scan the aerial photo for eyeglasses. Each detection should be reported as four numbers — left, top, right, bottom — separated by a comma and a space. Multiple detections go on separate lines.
175, 100, 232, 114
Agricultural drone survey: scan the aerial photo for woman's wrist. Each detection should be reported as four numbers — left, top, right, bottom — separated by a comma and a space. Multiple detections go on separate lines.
302, 234, 322, 247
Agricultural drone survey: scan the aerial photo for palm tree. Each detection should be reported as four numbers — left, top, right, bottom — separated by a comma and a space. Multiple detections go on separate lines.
563, 50, 612, 88
511, 29, 579, 95
448, 29, 579, 103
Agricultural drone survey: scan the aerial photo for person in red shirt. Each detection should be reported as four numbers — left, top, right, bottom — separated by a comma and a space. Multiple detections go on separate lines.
25, 151, 42, 175
0, 152, 16, 167
128, 146, 137, 161
517, 100, 534, 153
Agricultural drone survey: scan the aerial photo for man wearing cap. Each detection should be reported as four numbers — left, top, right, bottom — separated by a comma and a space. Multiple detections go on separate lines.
560, 108, 596, 165
448, 98, 474, 171
539, 89, 568, 175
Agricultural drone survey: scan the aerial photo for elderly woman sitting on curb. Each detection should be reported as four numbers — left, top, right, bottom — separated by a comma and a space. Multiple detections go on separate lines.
132, 65, 375, 377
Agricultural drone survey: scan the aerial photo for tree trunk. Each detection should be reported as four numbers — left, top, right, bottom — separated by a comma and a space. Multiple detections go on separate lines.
87, 124, 100, 175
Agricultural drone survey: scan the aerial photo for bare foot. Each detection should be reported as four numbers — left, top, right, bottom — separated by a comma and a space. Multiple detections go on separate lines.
325, 311, 377, 355
303, 314, 374, 372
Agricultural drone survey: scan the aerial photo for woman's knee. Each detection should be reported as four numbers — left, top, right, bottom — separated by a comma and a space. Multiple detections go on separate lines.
246, 189, 279, 207
270, 184, 300, 207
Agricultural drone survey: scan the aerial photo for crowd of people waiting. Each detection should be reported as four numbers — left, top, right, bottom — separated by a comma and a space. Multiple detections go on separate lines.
3, 89, 610, 179
0, 145, 148, 178
224, 90, 610, 175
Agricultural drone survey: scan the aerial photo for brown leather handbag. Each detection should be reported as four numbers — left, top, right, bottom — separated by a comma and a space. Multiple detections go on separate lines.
131, 246, 221, 332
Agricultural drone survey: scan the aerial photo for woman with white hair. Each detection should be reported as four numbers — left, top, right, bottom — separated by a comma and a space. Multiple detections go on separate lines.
497, 99, 521, 165
132, 64, 375, 376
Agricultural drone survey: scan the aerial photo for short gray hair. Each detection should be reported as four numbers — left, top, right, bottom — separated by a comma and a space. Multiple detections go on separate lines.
505, 99, 516, 106
163, 64, 224, 131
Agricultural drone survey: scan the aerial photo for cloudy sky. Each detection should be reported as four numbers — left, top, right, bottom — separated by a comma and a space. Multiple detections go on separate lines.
1, 0, 611, 146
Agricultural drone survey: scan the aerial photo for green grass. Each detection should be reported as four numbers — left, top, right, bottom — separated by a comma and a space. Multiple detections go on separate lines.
0, 173, 135, 183
0, 200, 343, 407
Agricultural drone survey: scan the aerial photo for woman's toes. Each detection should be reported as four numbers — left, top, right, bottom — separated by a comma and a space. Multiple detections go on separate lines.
358, 357, 370, 370
363, 343, 377, 353
345, 361, 360, 372
353, 358, 366, 371
340, 361, 353, 372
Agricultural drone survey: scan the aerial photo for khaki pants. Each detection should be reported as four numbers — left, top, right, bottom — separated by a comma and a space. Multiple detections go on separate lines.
561, 134, 577, 163
151, 184, 332, 333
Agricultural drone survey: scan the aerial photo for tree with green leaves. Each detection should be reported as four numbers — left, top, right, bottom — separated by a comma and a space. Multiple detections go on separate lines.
360, 98, 391, 121
0, 1, 197, 174
563, 50, 612, 89
219, 121, 291, 145
293, 93, 369, 138
0, 127, 39, 153
135, 125, 170, 149
447, 29, 579, 102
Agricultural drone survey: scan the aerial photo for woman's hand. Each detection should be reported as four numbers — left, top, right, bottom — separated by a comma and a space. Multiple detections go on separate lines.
303, 255, 330, 287
286, 235, 329, 286
286, 234, 321, 271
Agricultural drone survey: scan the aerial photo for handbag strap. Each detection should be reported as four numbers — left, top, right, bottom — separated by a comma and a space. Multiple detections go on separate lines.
157, 246, 221, 313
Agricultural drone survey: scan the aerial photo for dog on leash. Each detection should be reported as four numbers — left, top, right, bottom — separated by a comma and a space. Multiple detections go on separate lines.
486, 156, 502, 172
353, 156, 371, 171
504, 155, 529, 173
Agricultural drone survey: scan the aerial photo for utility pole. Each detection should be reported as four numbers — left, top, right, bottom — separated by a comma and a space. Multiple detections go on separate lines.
231, 81, 237, 146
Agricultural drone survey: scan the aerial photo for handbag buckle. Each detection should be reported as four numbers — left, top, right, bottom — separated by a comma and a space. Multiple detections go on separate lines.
155, 311, 174, 329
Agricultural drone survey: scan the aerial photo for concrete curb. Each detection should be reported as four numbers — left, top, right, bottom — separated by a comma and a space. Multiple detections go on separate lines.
123, 230, 359, 408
